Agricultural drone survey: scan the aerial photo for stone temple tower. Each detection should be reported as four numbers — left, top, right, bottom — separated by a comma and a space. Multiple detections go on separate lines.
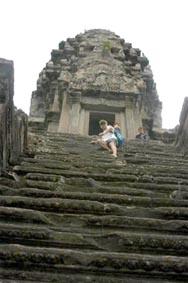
29, 29, 162, 138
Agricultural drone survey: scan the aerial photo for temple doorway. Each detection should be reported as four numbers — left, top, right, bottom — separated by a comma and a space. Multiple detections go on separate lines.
89, 112, 115, 135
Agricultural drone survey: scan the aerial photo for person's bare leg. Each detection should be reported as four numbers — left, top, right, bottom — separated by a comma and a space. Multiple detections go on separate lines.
90, 140, 97, 144
97, 139, 111, 151
109, 141, 117, 157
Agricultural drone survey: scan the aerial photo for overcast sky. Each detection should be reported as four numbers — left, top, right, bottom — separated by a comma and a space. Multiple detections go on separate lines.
1, 0, 187, 129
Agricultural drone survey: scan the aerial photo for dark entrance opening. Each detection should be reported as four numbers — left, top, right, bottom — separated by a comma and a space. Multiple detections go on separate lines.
142, 118, 153, 136
89, 112, 115, 135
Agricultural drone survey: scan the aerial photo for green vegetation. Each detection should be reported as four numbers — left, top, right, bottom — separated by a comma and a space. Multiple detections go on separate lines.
102, 41, 111, 56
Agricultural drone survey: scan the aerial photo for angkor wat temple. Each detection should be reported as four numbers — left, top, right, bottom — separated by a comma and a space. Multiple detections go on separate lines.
1, 30, 188, 283
29, 29, 161, 138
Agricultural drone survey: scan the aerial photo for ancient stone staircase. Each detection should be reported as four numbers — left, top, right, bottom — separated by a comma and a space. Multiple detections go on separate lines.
1, 133, 188, 282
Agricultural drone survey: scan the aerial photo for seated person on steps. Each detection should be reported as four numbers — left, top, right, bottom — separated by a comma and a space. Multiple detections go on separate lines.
90, 120, 118, 158
135, 127, 150, 140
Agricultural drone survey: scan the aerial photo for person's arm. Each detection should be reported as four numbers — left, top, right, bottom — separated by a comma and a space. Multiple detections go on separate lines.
99, 125, 113, 136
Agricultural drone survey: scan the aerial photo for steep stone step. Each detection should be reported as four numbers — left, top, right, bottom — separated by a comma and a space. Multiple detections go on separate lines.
1, 223, 188, 256
121, 181, 187, 194
20, 160, 127, 173
124, 156, 188, 166
1, 244, 188, 280
0, 223, 98, 250
1, 188, 188, 209
21, 172, 188, 196
21, 158, 188, 179
30, 135, 182, 157
13, 165, 140, 181
1, 269, 187, 283
2, 195, 188, 220
31, 146, 187, 165
33, 145, 184, 164
2, 206, 188, 235
13, 164, 188, 186
12, 181, 167, 198
43, 136, 183, 157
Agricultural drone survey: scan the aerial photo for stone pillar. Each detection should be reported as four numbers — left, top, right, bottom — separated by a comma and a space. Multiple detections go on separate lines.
125, 107, 136, 139
79, 108, 86, 135
115, 112, 125, 138
133, 106, 142, 131
69, 92, 81, 134
125, 96, 137, 139
58, 92, 70, 133
84, 110, 90, 135
51, 88, 59, 112
119, 112, 126, 138
47, 86, 60, 132
47, 114, 59, 132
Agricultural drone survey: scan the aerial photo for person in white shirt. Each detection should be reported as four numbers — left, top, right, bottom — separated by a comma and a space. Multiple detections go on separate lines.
91, 120, 118, 158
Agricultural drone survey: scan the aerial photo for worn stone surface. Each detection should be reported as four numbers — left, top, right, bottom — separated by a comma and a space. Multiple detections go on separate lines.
0, 58, 28, 174
1, 133, 188, 282
175, 97, 188, 153
29, 29, 162, 137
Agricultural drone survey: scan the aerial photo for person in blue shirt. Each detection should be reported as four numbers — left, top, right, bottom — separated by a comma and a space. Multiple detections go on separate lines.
113, 123, 124, 147
135, 127, 150, 140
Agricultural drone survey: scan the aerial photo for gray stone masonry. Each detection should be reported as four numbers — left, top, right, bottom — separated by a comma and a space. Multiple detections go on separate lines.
0, 58, 28, 174
175, 97, 188, 154
29, 29, 162, 137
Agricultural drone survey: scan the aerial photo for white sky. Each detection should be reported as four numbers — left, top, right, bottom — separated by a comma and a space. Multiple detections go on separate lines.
1, 0, 188, 129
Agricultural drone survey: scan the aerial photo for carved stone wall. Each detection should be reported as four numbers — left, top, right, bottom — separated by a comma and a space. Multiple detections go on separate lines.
29, 29, 162, 137
175, 97, 188, 153
0, 58, 28, 174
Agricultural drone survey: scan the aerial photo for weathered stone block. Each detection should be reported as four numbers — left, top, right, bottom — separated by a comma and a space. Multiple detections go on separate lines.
0, 58, 28, 174
175, 97, 188, 153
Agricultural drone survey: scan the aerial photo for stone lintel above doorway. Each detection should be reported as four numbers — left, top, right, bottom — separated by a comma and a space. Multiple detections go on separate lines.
81, 89, 136, 101
81, 103, 125, 113
68, 91, 81, 104
80, 94, 137, 111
